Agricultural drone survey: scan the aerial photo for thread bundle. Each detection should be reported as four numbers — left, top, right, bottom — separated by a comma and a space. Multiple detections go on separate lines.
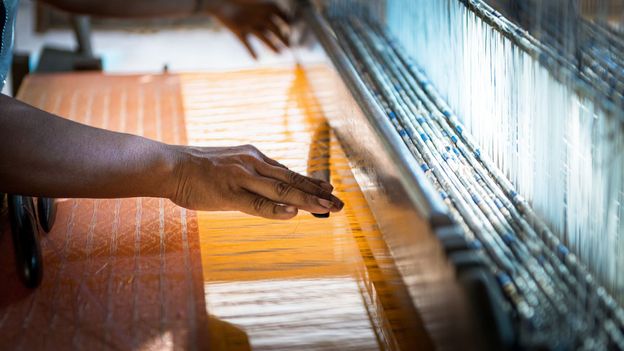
322, 0, 624, 348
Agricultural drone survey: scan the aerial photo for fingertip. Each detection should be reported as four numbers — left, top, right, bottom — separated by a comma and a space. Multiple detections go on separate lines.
330, 196, 344, 211
251, 29, 279, 55
240, 36, 258, 60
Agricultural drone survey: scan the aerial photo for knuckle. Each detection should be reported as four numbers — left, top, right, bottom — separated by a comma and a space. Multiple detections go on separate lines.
241, 146, 263, 162
251, 197, 268, 213
228, 164, 248, 177
287, 171, 306, 185
242, 144, 259, 153
240, 153, 256, 163
318, 188, 332, 198
271, 204, 280, 216
274, 182, 292, 198
304, 193, 318, 206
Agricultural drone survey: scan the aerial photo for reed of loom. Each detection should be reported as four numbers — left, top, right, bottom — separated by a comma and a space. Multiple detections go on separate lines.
380, 0, 623, 301
332, 17, 620, 348
304, 0, 624, 349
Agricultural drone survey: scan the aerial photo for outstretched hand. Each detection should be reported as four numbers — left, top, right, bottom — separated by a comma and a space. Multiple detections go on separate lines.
209, 0, 291, 59
170, 144, 343, 219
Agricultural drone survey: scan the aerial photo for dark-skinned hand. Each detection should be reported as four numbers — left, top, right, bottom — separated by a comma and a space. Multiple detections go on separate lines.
208, 0, 291, 59
171, 144, 343, 219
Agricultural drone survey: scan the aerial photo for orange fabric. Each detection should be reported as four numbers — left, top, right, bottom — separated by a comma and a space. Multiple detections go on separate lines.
182, 66, 430, 350
0, 73, 205, 350
0, 68, 430, 350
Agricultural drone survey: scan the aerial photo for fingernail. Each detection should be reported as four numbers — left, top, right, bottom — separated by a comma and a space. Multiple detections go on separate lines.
317, 198, 333, 209
320, 182, 334, 192
285, 206, 297, 213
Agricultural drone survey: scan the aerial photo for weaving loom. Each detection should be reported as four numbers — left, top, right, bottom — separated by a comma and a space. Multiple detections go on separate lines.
1, 0, 623, 350
297, 0, 624, 350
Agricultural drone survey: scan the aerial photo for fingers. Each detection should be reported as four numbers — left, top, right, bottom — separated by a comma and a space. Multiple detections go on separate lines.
305, 176, 334, 192
256, 154, 334, 191
266, 19, 289, 47
236, 32, 257, 60
261, 155, 288, 169
268, 3, 291, 24
243, 175, 335, 215
255, 164, 342, 210
252, 28, 280, 54
272, 164, 336, 195
238, 191, 299, 220
237, 28, 284, 58
215, 2, 291, 59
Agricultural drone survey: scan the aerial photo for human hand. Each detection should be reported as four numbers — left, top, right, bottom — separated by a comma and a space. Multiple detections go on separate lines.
169, 144, 343, 219
208, 0, 290, 59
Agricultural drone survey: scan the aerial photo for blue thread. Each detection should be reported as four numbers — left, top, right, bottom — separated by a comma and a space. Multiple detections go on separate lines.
420, 133, 428, 142
537, 255, 545, 265
558, 244, 569, 257
496, 273, 512, 286
494, 199, 503, 208
469, 240, 483, 250
420, 163, 429, 172
399, 129, 408, 137
471, 194, 481, 204
451, 135, 458, 143
388, 111, 397, 120
502, 233, 515, 244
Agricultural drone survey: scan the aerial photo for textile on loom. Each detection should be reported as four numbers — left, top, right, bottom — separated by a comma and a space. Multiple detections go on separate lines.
0, 67, 431, 350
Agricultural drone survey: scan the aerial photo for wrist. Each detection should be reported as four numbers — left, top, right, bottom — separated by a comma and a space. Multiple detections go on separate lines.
152, 143, 187, 201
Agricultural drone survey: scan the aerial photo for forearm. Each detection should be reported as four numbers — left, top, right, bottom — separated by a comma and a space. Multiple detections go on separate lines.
38, 0, 224, 18
0, 94, 177, 199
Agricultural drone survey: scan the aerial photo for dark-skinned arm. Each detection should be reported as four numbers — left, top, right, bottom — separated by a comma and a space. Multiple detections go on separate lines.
39, 0, 201, 18
0, 94, 343, 219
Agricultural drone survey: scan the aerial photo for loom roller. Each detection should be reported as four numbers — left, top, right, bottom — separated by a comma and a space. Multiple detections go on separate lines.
292, 0, 624, 349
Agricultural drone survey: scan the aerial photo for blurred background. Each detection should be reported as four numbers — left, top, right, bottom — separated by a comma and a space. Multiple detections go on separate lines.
4, 0, 323, 95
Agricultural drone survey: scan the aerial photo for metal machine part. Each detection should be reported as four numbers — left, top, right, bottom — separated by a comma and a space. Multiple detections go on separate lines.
8, 195, 43, 288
